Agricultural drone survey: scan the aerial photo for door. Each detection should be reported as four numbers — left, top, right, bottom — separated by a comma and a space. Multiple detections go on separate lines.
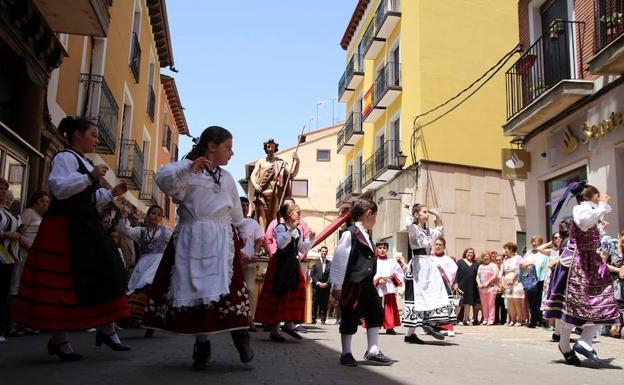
540, 0, 570, 89
392, 45, 400, 86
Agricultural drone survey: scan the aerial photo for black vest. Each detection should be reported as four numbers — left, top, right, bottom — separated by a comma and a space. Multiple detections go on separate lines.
47, 150, 127, 305
273, 224, 301, 295
344, 225, 376, 283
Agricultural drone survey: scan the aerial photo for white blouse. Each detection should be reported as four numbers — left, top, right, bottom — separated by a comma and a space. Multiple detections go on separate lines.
48, 150, 112, 210
329, 222, 373, 291
405, 215, 443, 252
116, 219, 172, 252
274, 224, 312, 254
573, 201, 612, 232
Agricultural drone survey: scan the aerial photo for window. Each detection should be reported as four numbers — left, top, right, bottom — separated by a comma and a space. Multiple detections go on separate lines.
316, 149, 330, 162
291, 179, 308, 197
162, 125, 172, 149
545, 166, 587, 239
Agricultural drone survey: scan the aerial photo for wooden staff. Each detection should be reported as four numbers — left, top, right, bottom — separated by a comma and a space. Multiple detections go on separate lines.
278, 124, 306, 208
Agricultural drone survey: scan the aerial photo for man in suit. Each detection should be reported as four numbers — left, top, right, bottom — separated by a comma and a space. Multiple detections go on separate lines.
311, 246, 331, 324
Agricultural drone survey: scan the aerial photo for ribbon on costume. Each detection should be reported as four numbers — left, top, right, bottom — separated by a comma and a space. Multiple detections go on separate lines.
545, 181, 582, 225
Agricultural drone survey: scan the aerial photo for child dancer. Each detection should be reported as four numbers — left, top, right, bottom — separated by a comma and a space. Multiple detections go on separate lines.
255, 202, 314, 341
544, 182, 620, 366
373, 241, 403, 335
330, 192, 393, 366
117, 204, 172, 336
12, 117, 130, 360
141, 126, 253, 370
403, 204, 455, 343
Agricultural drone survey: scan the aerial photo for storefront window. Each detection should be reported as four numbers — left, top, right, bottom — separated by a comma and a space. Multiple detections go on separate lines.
545, 167, 587, 239
0, 137, 29, 213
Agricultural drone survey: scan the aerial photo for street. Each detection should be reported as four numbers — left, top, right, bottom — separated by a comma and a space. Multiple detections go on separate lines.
1, 323, 622, 385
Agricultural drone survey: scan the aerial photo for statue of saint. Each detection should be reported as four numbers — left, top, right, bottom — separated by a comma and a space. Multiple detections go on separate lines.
247, 138, 299, 231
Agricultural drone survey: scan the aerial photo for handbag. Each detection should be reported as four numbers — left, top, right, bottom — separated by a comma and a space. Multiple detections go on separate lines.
520, 265, 538, 291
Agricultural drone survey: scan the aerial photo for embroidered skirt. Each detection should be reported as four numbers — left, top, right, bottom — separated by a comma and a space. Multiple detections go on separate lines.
12, 216, 128, 330
142, 233, 250, 335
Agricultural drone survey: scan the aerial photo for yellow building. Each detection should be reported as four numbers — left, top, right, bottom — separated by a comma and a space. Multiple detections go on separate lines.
336, 0, 526, 257
45, 0, 185, 217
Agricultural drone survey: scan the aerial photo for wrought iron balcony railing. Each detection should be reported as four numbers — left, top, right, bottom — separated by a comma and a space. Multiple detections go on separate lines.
595, 0, 624, 53
505, 20, 585, 120
337, 111, 363, 153
373, 61, 401, 106
129, 32, 141, 83
375, 0, 401, 37
80, 74, 119, 154
140, 170, 163, 206
336, 173, 361, 205
362, 140, 402, 185
338, 54, 365, 99
117, 139, 144, 190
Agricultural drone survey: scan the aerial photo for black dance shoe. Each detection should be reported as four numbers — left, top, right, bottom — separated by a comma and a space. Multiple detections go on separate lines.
558, 345, 581, 366
231, 330, 254, 363
551, 333, 561, 342
404, 334, 424, 344
280, 325, 302, 340
340, 352, 358, 367
95, 331, 131, 351
269, 333, 287, 342
47, 339, 83, 362
422, 324, 445, 340
192, 341, 211, 370
386, 329, 397, 335
573, 342, 603, 364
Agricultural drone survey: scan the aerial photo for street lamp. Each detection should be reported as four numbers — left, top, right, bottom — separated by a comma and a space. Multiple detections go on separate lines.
388, 190, 411, 197
396, 151, 407, 168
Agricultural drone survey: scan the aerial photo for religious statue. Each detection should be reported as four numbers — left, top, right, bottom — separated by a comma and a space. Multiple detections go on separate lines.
247, 138, 300, 231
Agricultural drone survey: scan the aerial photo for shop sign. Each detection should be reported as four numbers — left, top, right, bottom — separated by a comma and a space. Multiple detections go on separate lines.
561, 111, 624, 154
501, 148, 531, 180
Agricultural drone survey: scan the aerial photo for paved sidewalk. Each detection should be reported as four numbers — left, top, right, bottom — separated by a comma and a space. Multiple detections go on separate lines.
0, 323, 622, 385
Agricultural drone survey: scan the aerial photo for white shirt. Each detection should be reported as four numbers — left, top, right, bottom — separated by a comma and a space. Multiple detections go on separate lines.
49, 150, 112, 210
116, 218, 172, 253
329, 222, 373, 291
405, 215, 443, 252
573, 201, 612, 232
274, 223, 312, 255
239, 217, 263, 258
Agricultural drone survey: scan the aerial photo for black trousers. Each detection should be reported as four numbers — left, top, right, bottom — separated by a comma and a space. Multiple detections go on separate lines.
0, 263, 14, 334
339, 279, 383, 335
525, 281, 544, 326
312, 287, 330, 322
494, 293, 507, 325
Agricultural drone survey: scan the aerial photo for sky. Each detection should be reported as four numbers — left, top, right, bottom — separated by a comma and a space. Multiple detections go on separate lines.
162, 1, 357, 191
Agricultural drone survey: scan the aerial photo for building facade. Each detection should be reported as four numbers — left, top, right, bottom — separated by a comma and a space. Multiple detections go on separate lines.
336, 0, 525, 258
43, 0, 188, 219
504, 0, 624, 239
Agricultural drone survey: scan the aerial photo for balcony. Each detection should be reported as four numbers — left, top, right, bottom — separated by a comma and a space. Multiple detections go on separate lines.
130, 32, 141, 83
362, 140, 406, 191
147, 86, 155, 122
363, 62, 402, 123
374, 0, 401, 39
587, 0, 624, 74
80, 74, 119, 154
361, 18, 385, 60
140, 170, 163, 207
336, 173, 361, 209
504, 21, 593, 136
338, 54, 365, 102
337, 112, 364, 155
34, 0, 112, 37
117, 139, 144, 190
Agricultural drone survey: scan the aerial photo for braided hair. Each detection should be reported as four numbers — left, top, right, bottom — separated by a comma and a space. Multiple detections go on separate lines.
185, 126, 232, 161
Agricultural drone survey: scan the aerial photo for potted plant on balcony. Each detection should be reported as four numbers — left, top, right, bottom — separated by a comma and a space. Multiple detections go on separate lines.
548, 19, 564, 40
600, 12, 623, 40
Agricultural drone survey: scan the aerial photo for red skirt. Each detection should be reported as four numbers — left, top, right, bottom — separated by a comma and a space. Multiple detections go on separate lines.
382, 294, 401, 330
142, 232, 250, 335
254, 254, 306, 324
12, 216, 129, 330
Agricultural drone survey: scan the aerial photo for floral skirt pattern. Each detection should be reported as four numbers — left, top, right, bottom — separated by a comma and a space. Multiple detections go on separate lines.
142, 233, 250, 335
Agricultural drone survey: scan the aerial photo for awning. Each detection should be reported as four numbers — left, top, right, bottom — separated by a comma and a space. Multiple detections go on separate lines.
0, 121, 44, 159
312, 209, 351, 248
